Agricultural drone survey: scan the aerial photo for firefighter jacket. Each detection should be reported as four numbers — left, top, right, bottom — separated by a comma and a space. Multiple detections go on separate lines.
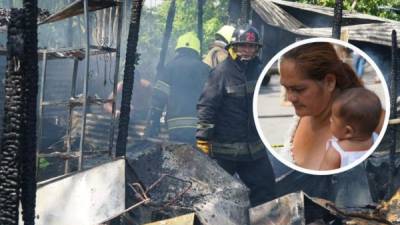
196, 56, 265, 160
203, 41, 228, 68
149, 48, 210, 143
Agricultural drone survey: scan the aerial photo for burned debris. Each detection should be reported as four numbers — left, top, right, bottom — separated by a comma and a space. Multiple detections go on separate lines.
0, 0, 399, 225
126, 142, 250, 225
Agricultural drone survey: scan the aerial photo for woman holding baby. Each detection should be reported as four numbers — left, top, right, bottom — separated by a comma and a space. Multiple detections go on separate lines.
278, 41, 385, 170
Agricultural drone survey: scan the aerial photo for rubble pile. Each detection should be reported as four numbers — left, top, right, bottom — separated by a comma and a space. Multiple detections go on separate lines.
249, 189, 400, 225
125, 141, 250, 225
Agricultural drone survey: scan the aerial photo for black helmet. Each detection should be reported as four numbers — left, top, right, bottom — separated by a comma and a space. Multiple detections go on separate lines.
226, 25, 262, 49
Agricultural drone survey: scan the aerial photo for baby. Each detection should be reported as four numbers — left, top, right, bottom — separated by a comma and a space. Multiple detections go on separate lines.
320, 87, 382, 170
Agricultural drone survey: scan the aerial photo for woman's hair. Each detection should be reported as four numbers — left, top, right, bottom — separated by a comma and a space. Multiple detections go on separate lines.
281, 42, 363, 90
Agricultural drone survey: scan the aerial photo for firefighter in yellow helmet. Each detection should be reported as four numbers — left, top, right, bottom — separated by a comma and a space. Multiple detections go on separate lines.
203, 25, 235, 68
146, 32, 210, 144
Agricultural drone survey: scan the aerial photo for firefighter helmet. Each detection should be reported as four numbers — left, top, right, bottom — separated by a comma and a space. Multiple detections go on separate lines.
175, 32, 201, 54
215, 25, 235, 44
227, 25, 262, 48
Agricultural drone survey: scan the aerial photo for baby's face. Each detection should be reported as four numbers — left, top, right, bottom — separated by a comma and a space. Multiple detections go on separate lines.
330, 104, 348, 140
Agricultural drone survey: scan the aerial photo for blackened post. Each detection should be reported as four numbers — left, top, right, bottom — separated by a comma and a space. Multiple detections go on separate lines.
197, 0, 204, 56
240, 0, 249, 25
0, 9, 25, 225
22, 1, 39, 224
115, 0, 144, 157
156, 0, 176, 73
145, 0, 176, 139
228, 0, 241, 24
332, 0, 343, 39
388, 30, 398, 197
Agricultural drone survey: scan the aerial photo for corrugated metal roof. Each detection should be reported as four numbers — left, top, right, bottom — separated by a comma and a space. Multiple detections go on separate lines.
252, 0, 400, 46
252, 0, 305, 30
295, 23, 400, 46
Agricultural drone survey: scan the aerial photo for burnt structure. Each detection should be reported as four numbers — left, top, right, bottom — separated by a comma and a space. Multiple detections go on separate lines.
332, 0, 343, 39
251, 0, 399, 82
0, 9, 26, 225
116, 0, 143, 157
0, 0, 39, 223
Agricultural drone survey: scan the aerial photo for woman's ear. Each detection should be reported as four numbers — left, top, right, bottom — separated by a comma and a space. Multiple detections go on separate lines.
324, 73, 336, 92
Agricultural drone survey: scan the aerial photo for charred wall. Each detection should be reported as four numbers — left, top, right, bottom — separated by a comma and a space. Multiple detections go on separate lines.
252, 12, 297, 66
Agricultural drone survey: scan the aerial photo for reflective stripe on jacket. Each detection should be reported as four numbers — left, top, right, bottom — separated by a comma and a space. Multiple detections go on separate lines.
150, 49, 210, 142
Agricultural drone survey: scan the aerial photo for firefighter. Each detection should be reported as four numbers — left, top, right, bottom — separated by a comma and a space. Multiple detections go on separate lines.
147, 32, 210, 144
196, 25, 276, 207
203, 25, 235, 68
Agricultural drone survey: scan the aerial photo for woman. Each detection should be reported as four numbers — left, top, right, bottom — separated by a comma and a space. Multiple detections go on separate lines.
279, 42, 384, 170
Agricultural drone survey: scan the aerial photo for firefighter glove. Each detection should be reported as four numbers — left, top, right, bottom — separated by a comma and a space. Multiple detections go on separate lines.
196, 140, 210, 155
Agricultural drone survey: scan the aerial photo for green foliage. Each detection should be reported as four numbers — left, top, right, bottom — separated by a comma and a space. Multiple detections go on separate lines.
136, 0, 229, 80
297, 0, 400, 21
156, 0, 229, 51
355, 0, 400, 21
39, 158, 50, 169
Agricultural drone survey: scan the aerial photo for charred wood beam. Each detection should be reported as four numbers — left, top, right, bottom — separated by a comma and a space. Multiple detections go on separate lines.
332, 0, 343, 39
228, 0, 241, 24
21, 0, 38, 224
240, 0, 249, 25
388, 30, 398, 198
115, 0, 144, 157
156, 0, 176, 73
0, 8, 25, 225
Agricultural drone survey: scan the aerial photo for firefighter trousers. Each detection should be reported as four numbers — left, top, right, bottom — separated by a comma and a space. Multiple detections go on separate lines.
214, 153, 276, 207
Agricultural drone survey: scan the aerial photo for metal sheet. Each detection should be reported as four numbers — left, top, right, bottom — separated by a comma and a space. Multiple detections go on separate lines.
249, 191, 338, 225
144, 213, 199, 225
20, 159, 125, 225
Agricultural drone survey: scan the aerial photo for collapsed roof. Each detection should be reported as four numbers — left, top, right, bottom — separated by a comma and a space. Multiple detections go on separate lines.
252, 0, 400, 47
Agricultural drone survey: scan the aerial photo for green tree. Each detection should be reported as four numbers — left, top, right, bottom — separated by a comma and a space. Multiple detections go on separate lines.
297, 0, 400, 21
136, 0, 229, 80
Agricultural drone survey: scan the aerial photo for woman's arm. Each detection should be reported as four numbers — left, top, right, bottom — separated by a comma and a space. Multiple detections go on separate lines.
319, 147, 341, 170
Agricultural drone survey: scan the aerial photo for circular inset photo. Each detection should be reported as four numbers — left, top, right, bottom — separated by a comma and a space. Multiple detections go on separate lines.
253, 38, 390, 175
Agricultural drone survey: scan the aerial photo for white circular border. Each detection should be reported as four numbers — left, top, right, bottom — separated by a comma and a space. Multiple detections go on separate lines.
253, 37, 391, 176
